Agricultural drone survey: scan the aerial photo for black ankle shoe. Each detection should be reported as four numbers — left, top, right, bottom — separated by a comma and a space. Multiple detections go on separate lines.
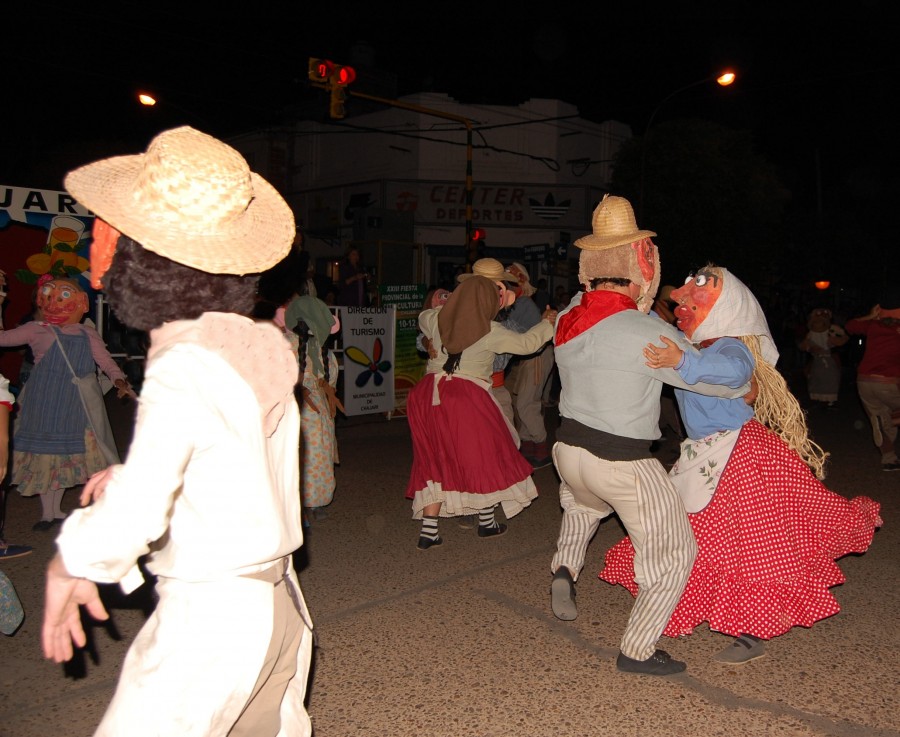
416, 535, 443, 550
477, 523, 508, 538
616, 649, 686, 676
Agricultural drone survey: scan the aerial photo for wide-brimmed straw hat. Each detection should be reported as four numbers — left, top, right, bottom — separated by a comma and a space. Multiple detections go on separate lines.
574, 194, 656, 251
64, 126, 295, 275
457, 257, 517, 283
507, 262, 536, 297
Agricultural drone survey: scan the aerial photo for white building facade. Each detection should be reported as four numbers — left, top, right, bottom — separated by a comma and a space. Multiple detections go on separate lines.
230, 92, 631, 292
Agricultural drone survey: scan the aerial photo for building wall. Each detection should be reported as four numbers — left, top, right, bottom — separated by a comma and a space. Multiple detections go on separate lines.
229, 93, 631, 289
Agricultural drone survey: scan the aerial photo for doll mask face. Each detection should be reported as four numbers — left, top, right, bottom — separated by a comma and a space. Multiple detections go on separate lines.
495, 281, 515, 309
430, 289, 451, 309
36, 278, 89, 325
670, 269, 723, 339
808, 308, 832, 332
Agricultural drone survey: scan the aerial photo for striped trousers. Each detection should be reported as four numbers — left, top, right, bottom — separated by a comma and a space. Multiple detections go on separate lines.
551, 442, 697, 661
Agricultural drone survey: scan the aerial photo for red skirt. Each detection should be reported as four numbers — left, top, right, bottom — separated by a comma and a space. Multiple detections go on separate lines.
600, 420, 882, 639
405, 374, 534, 501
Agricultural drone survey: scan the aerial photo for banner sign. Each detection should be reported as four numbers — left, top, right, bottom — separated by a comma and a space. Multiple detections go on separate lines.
379, 284, 427, 416
338, 306, 396, 416
301, 180, 593, 232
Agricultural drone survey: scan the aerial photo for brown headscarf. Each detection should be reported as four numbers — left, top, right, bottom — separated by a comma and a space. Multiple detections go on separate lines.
438, 276, 500, 354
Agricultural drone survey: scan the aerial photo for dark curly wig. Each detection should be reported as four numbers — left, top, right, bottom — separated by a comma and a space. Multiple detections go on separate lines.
252, 243, 310, 320
102, 235, 260, 332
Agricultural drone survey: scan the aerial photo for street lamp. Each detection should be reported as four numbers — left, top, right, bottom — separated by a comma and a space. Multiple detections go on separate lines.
638, 70, 736, 218
137, 91, 213, 129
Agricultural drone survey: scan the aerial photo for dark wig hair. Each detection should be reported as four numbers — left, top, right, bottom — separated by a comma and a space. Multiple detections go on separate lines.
252, 244, 310, 320
102, 235, 260, 332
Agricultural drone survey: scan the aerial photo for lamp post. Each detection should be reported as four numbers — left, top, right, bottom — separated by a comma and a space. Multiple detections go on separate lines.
638, 70, 736, 219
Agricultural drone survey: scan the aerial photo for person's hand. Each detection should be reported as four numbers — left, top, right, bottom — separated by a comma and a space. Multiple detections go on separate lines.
80, 466, 117, 506
114, 378, 137, 400
542, 307, 558, 324
423, 336, 438, 360
644, 335, 683, 369
862, 304, 882, 321
321, 379, 345, 418
42, 554, 109, 663
743, 375, 759, 405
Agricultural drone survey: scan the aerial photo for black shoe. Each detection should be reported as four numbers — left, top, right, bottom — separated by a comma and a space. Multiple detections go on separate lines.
882, 462, 900, 472
616, 649, 686, 676
0, 542, 33, 559
528, 455, 553, 470
477, 523, 508, 538
32, 520, 55, 532
550, 568, 577, 620
416, 535, 443, 550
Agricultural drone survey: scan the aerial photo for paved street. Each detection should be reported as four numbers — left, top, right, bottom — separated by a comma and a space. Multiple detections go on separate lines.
1, 388, 897, 737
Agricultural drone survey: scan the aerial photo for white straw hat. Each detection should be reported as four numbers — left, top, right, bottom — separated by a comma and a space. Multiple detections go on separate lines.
574, 194, 656, 251
64, 126, 295, 275
457, 257, 517, 283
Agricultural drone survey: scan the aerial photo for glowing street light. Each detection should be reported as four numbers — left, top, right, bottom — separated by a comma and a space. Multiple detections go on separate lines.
639, 70, 737, 217
136, 90, 211, 128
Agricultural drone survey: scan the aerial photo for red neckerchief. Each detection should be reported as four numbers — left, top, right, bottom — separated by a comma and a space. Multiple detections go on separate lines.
555, 290, 637, 346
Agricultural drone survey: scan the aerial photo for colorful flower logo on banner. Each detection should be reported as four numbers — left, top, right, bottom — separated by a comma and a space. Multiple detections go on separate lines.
345, 338, 392, 387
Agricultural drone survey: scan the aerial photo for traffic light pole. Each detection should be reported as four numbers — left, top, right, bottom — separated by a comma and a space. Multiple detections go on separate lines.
349, 90, 475, 264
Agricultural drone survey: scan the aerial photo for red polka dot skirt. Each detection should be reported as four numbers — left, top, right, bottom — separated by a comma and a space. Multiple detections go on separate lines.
600, 420, 883, 639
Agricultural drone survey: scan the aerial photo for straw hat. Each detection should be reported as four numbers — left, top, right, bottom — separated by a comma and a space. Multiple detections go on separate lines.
64, 126, 295, 275
574, 194, 656, 251
507, 262, 536, 297
457, 257, 516, 283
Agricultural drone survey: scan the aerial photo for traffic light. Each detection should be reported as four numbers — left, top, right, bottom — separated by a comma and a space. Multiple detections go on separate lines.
467, 227, 486, 264
328, 64, 356, 119
308, 57, 356, 119
307, 58, 333, 88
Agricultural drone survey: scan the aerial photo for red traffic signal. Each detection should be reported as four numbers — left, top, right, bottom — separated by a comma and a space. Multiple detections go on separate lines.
308, 58, 334, 87
308, 58, 356, 87
309, 58, 357, 118
333, 65, 356, 86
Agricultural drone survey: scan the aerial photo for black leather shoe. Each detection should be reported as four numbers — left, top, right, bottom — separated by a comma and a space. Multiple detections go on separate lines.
616, 649, 686, 676
416, 535, 443, 550
476, 523, 508, 538
528, 455, 553, 470
32, 520, 55, 532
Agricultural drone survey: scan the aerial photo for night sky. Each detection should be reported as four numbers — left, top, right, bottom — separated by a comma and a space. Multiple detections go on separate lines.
4, 3, 897, 210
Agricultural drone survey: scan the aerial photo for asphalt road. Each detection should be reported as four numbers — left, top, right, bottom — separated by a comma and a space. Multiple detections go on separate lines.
1, 382, 897, 737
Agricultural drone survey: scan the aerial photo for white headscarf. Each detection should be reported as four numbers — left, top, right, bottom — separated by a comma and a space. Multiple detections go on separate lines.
690, 268, 779, 365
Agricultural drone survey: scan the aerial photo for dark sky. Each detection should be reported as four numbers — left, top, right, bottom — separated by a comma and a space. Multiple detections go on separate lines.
3, 3, 897, 198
